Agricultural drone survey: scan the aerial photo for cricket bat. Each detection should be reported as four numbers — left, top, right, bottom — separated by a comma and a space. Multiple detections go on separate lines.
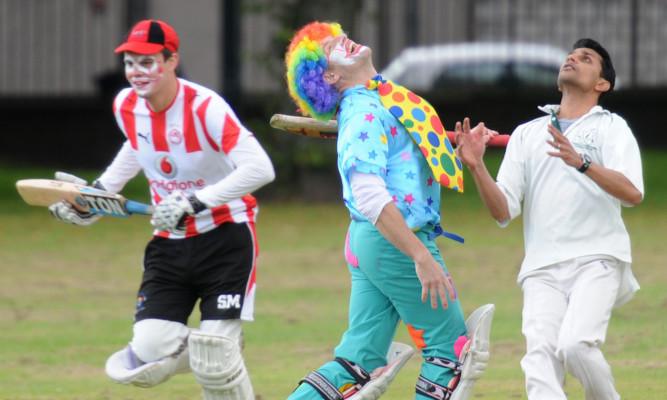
270, 114, 510, 146
269, 114, 338, 139
16, 179, 153, 217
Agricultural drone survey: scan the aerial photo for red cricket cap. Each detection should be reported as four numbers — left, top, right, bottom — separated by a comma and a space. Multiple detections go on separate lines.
115, 20, 179, 54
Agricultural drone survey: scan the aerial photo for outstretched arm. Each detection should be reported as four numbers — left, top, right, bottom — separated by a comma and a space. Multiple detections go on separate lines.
455, 118, 511, 223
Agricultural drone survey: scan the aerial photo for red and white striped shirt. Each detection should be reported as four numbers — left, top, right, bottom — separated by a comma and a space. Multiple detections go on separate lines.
98, 78, 274, 239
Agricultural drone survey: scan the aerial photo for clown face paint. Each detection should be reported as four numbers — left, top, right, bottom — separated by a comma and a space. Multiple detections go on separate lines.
326, 35, 368, 67
124, 54, 164, 97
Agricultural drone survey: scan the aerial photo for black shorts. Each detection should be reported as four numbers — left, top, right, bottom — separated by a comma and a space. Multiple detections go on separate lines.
134, 222, 257, 324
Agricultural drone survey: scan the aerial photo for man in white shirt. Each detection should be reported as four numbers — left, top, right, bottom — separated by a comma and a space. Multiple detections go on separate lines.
455, 38, 643, 400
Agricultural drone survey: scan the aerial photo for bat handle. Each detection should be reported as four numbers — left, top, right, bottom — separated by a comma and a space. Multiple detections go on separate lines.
487, 135, 510, 147
445, 131, 510, 147
126, 200, 154, 215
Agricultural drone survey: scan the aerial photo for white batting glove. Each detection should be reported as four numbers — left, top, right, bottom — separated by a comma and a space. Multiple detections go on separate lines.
54, 171, 88, 186
152, 191, 207, 234
48, 171, 103, 226
49, 200, 103, 226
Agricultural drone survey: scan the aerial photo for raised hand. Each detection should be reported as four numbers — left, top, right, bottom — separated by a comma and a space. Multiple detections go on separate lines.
454, 118, 492, 168
546, 123, 581, 167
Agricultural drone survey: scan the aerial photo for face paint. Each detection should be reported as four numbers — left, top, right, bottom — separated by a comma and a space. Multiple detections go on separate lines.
327, 37, 366, 67
124, 54, 164, 97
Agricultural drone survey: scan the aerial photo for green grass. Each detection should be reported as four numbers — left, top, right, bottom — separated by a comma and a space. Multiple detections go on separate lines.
0, 150, 665, 399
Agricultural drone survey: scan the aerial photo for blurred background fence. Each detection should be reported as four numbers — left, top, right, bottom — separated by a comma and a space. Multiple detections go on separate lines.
1, 0, 665, 198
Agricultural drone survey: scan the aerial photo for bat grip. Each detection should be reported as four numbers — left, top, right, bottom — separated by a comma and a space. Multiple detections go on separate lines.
487, 135, 510, 147
125, 200, 154, 215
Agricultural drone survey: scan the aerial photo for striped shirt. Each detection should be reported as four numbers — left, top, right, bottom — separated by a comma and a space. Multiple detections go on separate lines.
98, 78, 273, 238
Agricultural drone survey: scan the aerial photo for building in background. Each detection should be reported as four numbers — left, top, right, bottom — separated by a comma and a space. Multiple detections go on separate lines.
1, 0, 665, 172
1, 0, 666, 98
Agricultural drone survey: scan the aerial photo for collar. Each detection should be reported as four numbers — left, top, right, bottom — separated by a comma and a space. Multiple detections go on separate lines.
538, 104, 609, 118
341, 84, 378, 99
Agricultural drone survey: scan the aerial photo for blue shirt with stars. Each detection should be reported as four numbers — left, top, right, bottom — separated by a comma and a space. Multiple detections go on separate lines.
337, 85, 441, 230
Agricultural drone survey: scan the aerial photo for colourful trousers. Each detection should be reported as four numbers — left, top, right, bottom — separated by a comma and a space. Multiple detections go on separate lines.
288, 220, 467, 399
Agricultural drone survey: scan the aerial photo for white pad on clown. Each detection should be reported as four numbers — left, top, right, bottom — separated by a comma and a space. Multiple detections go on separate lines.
451, 304, 495, 400
105, 345, 190, 388
346, 342, 414, 400
188, 330, 254, 400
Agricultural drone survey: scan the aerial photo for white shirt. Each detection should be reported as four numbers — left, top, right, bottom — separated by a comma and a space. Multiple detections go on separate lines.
496, 104, 644, 282
349, 170, 393, 225
97, 78, 275, 238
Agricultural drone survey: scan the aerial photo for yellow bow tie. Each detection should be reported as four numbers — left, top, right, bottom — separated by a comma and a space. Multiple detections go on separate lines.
366, 76, 463, 192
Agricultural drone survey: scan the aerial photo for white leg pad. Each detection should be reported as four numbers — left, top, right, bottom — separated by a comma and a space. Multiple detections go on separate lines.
188, 330, 254, 400
346, 342, 414, 400
451, 304, 495, 400
105, 345, 190, 388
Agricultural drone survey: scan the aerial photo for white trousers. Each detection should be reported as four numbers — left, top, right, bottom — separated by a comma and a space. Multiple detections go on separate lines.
520, 257, 622, 400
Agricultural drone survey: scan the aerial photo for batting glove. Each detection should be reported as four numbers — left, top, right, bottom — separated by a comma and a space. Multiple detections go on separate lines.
152, 191, 207, 234
48, 171, 104, 226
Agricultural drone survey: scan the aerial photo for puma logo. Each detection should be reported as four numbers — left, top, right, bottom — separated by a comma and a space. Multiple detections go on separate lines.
137, 132, 151, 144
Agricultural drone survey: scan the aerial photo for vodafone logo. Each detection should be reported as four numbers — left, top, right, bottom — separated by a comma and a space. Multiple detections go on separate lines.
149, 178, 206, 192
150, 155, 206, 191
155, 155, 177, 178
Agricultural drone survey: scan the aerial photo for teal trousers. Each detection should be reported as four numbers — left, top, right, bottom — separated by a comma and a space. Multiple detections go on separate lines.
288, 220, 467, 399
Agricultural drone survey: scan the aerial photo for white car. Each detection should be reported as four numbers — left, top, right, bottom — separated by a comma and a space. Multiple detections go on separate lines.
380, 42, 569, 92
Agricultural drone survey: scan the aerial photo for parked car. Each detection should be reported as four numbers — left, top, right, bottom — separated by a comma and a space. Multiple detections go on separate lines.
380, 42, 569, 92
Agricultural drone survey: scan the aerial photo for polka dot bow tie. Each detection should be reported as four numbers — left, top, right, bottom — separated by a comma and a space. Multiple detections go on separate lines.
366, 75, 464, 192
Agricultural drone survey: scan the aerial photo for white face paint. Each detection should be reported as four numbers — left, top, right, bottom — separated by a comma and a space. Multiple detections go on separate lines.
327, 37, 367, 67
124, 54, 164, 97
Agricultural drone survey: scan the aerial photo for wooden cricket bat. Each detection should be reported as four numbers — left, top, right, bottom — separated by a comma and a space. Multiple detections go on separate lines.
270, 114, 510, 146
270, 114, 338, 139
16, 179, 153, 217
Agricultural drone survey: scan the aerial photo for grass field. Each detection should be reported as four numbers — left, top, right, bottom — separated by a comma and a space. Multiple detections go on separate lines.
0, 149, 665, 399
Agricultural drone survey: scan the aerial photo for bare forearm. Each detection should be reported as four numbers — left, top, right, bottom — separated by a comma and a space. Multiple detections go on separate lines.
375, 200, 457, 308
454, 117, 510, 222
374, 202, 431, 263
468, 163, 511, 222
584, 163, 643, 206
546, 123, 642, 206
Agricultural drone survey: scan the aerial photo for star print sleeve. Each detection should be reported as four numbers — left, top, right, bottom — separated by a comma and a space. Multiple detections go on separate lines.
338, 111, 389, 182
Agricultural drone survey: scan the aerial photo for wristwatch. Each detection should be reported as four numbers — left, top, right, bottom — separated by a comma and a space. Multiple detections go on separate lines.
577, 154, 592, 173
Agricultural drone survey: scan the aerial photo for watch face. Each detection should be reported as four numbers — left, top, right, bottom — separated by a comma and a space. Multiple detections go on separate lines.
578, 154, 592, 172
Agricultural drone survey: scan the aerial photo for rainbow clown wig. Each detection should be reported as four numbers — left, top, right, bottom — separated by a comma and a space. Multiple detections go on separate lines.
285, 21, 344, 121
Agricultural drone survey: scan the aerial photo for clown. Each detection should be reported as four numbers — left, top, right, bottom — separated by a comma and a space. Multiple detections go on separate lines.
284, 21, 495, 400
